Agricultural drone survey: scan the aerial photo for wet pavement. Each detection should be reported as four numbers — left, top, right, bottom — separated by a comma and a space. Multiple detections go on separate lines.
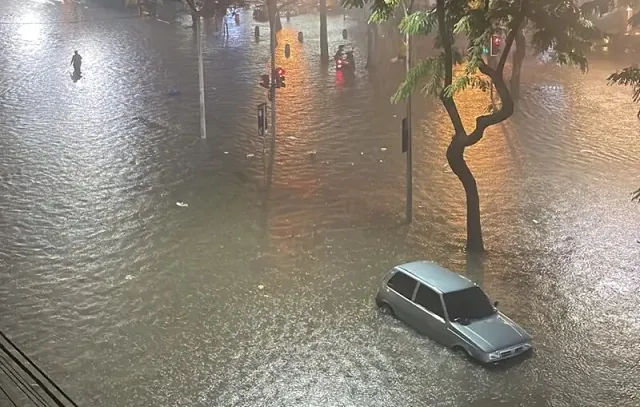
1, 1, 639, 406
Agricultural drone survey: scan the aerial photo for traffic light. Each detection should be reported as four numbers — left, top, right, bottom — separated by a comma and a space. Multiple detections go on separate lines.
490, 35, 502, 57
274, 67, 286, 88
259, 74, 270, 89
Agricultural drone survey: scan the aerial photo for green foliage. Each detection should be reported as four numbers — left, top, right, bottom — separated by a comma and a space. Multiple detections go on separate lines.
343, 0, 599, 105
528, 1, 600, 73
340, 0, 399, 23
608, 67, 640, 103
445, 72, 492, 97
399, 9, 437, 35
391, 57, 444, 102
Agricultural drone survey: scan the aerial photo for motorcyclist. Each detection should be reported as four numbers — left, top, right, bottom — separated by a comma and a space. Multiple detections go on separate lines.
345, 50, 355, 65
334, 45, 345, 62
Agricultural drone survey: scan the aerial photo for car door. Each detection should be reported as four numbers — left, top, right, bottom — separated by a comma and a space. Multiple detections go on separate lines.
385, 271, 419, 322
408, 284, 449, 344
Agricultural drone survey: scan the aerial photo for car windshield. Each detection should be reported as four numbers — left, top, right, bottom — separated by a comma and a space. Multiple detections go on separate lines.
443, 287, 495, 322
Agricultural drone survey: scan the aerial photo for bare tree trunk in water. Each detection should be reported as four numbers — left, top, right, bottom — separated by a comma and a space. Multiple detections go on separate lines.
275, 12, 282, 31
366, 22, 374, 68
510, 28, 526, 99
446, 134, 483, 251
319, 0, 329, 64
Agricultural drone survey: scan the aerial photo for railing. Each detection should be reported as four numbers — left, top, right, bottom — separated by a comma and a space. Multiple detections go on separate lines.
0, 331, 79, 407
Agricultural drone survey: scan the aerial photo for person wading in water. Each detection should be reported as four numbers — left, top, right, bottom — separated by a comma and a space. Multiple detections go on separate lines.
71, 50, 82, 77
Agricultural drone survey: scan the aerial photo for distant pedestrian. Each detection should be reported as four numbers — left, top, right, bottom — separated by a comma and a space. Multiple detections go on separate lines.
70, 50, 82, 76
223, 16, 229, 36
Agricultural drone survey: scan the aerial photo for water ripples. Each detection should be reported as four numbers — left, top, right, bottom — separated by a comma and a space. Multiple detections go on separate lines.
1, 1, 639, 406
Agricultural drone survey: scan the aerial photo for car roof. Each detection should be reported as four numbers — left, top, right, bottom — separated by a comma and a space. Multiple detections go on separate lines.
395, 261, 475, 294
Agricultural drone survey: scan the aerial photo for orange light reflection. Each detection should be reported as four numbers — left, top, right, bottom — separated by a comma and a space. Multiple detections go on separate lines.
264, 28, 329, 254
432, 66, 517, 243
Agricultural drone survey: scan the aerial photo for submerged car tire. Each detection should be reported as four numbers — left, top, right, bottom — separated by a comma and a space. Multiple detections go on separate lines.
452, 346, 470, 359
379, 303, 395, 318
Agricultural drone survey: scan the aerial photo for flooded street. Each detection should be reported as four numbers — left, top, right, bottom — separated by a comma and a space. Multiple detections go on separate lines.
1, 1, 639, 406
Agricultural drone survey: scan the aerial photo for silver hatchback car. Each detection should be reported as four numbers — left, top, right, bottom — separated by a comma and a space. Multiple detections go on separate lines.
375, 261, 532, 363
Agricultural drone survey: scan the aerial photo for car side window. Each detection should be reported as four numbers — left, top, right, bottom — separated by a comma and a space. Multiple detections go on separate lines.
387, 271, 417, 300
414, 284, 445, 319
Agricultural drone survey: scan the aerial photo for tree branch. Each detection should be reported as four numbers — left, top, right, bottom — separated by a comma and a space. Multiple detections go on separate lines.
465, 0, 528, 146
184, 0, 203, 13
496, 0, 528, 73
436, 0, 465, 135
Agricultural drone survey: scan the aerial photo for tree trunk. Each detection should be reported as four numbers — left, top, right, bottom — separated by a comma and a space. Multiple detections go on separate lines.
365, 22, 374, 69
275, 12, 283, 31
319, 0, 329, 64
446, 133, 484, 252
510, 28, 526, 99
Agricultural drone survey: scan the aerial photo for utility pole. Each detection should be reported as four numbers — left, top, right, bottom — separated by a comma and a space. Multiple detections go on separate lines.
404, 0, 414, 223
185, 0, 207, 139
196, 15, 207, 139
269, 0, 277, 139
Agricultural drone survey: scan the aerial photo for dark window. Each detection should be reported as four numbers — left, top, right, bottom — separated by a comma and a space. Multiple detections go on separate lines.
443, 286, 495, 322
387, 271, 417, 299
414, 284, 445, 318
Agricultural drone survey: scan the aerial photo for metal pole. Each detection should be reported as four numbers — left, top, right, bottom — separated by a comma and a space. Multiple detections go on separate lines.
404, 8, 413, 223
269, 1, 277, 139
197, 16, 207, 139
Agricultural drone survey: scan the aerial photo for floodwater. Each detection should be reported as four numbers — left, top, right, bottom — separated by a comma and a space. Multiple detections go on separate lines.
0, 1, 639, 406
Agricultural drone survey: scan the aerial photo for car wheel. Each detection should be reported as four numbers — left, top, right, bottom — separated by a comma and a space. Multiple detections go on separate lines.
452, 346, 469, 359
379, 303, 395, 318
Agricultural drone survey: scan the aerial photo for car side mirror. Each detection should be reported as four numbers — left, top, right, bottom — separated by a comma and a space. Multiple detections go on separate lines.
493, 301, 499, 308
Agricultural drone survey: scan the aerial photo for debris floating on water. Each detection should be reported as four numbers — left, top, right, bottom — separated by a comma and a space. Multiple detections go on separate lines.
125, 275, 134, 280
257, 284, 264, 290
224, 151, 229, 155
380, 147, 387, 152
246, 153, 255, 158
532, 219, 540, 224
176, 201, 188, 207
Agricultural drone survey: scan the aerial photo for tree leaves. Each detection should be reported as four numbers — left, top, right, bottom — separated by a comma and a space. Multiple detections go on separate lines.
399, 9, 437, 35
391, 56, 444, 103
607, 67, 640, 107
340, 0, 399, 23
342, 0, 598, 104
445, 74, 492, 97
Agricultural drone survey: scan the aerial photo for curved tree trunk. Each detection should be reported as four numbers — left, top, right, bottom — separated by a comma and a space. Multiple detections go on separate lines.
446, 134, 484, 252
319, 0, 329, 64
510, 28, 526, 99
434, 0, 526, 253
